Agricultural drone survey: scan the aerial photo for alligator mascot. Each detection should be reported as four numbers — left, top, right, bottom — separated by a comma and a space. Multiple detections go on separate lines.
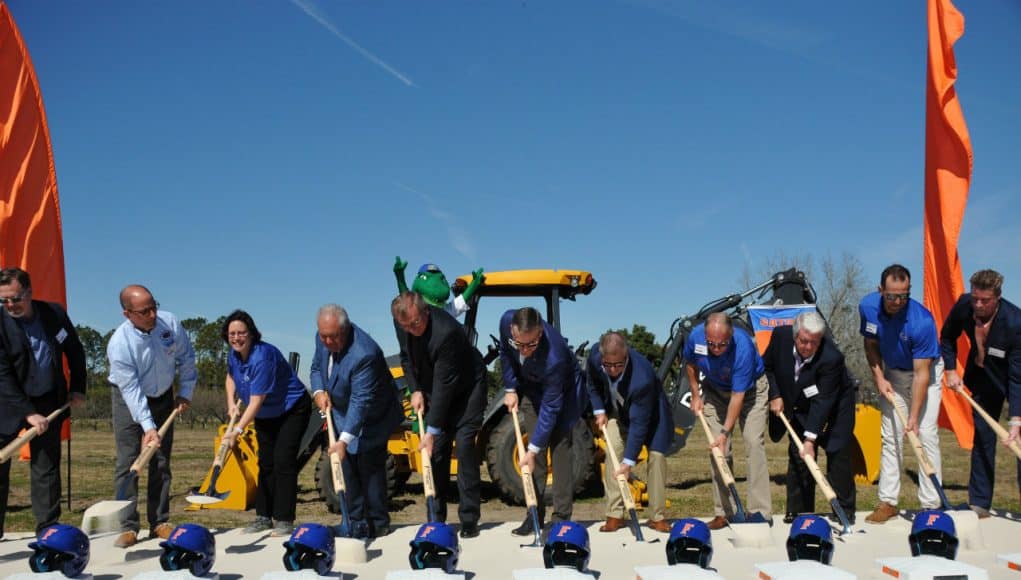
393, 256, 485, 318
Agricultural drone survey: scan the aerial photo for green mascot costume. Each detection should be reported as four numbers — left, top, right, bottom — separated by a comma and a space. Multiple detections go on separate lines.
393, 256, 484, 318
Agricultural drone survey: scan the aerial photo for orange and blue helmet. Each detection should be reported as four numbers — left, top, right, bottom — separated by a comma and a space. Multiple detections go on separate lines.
409, 522, 460, 573
159, 523, 216, 576
787, 515, 834, 565
667, 518, 713, 568
28, 524, 90, 578
543, 521, 590, 572
283, 523, 335, 576
909, 510, 958, 560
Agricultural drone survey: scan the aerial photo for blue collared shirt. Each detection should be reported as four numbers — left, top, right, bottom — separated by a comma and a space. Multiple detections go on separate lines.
16, 314, 54, 397
683, 324, 764, 393
859, 292, 941, 370
228, 341, 307, 418
107, 310, 197, 431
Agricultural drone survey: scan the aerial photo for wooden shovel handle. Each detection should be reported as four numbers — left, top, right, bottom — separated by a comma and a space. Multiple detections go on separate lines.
130, 407, 181, 474
696, 410, 736, 486
600, 424, 636, 510
0, 404, 70, 463
776, 412, 837, 502
511, 408, 539, 509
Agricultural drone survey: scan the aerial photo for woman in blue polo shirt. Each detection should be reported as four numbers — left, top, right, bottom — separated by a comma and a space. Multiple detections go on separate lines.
220, 309, 311, 536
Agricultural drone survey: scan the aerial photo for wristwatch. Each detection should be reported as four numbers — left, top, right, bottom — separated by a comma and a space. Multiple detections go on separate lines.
720, 428, 731, 437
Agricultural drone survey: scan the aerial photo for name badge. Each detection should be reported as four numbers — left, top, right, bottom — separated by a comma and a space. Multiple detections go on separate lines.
56, 328, 68, 343
988, 347, 1006, 358
803, 385, 819, 398
694, 344, 708, 356
865, 322, 878, 335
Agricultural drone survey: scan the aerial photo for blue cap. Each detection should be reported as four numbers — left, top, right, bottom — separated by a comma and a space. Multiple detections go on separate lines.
418, 263, 442, 274
911, 510, 955, 537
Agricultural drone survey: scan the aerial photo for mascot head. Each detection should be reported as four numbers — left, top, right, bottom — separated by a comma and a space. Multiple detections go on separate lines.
411, 264, 450, 308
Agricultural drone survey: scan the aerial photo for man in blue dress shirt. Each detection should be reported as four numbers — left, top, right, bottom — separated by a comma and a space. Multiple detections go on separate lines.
107, 285, 196, 547
860, 264, 944, 524
684, 312, 769, 530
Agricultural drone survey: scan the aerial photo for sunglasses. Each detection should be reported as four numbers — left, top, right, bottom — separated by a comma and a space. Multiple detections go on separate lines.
0, 290, 28, 305
883, 292, 910, 302
706, 340, 731, 349
126, 301, 160, 316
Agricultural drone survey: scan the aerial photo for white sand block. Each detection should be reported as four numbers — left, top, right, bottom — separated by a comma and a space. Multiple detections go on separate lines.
997, 553, 1021, 572
877, 555, 989, 580
259, 572, 325, 580
130, 571, 219, 580
634, 563, 724, 579
80, 499, 132, 535
6, 574, 93, 580
385, 570, 467, 579
946, 510, 983, 551
729, 521, 774, 549
511, 569, 594, 579
334, 537, 367, 564
756, 560, 856, 579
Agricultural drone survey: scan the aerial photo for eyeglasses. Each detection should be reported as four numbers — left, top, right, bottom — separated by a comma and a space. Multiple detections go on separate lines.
602, 359, 628, 371
883, 293, 910, 302
0, 291, 27, 305
228, 331, 249, 338
706, 340, 731, 349
510, 337, 541, 350
126, 301, 159, 316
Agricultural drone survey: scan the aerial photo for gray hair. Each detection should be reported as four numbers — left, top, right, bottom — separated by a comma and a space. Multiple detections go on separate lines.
599, 331, 629, 356
792, 311, 826, 336
317, 304, 350, 330
391, 291, 426, 319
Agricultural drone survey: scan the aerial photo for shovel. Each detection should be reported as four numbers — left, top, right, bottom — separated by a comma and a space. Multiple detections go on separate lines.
882, 391, 953, 510
0, 404, 70, 463
511, 408, 543, 548
82, 408, 180, 534
957, 388, 1021, 460
324, 408, 353, 538
776, 412, 854, 535
186, 403, 241, 505
417, 415, 439, 522
600, 423, 645, 542
696, 410, 768, 525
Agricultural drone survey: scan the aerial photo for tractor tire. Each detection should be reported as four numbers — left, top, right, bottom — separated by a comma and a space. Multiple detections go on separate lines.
316, 451, 405, 514
485, 414, 596, 506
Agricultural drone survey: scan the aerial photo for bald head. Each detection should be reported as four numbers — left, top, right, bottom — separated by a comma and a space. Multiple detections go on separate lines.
705, 312, 734, 356
120, 285, 153, 309
599, 331, 629, 357
120, 284, 158, 332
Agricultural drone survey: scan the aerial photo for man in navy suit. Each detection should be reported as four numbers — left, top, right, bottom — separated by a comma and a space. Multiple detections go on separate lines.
392, 291, 487, 538
499, 307, 584, 536
763, 311, 856, 523
0, 268, 86, 540
311, 304, 403, 538
587, 331, 673, 533
940, 269, 1021, 515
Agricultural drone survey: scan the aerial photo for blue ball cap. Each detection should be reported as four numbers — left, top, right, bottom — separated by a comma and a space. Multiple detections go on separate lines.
418, 263, 442, 274
669, 519, 711, 546
911, 510, 956, 537
789, 515, 833, 543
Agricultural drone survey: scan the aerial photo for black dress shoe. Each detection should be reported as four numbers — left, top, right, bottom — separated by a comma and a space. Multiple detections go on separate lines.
511, 517, 540, 537
459, 524, 480, 539
784, 512, 797, 524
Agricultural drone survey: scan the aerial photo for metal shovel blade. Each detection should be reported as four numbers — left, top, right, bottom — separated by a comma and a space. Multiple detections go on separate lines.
519, 506, 543, 548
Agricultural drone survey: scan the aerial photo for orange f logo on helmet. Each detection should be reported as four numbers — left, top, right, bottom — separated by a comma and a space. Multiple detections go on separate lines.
800, 517, 816, 530
556, 525, 571, 538
420, 525, 435, 538
40, 527, 58, 541
171, 527, 187, 542
926, 514, 940, 527
681, 522, 695, 535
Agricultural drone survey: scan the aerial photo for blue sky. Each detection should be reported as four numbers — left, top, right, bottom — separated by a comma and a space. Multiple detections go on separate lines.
8, 0, 1020, 378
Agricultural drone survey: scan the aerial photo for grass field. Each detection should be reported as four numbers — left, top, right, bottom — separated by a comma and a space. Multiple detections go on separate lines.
3, 419, 1020, 533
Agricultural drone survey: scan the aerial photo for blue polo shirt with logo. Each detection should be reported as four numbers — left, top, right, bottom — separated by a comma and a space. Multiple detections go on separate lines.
858, 291, 940, 370
683, 324, 764, 393
228, 341, 307, 418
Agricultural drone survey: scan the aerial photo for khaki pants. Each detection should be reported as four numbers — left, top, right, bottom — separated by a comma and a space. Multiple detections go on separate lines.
702, 377, 771, 518
602, 419, 667, 521
878, 359, 944, 508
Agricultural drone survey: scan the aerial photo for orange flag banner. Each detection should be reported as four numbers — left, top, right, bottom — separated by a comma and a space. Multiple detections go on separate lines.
0, 2, 72, 446
922, 0, 974, 449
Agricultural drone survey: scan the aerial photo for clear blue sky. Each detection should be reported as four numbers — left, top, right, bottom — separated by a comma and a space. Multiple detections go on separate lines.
8, 0, 1021, 377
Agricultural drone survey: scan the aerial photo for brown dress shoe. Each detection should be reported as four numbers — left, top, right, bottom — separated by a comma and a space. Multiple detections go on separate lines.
599, 517, 627, 532
114, 531, 138, 548
706, 515, 728, 530
646, 519, 672, 533
864, 502, 899, 524
151, 522, 174, 540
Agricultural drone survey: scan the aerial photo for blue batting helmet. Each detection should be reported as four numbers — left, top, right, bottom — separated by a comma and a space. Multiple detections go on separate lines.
666, 518, 713, 568
409, 522, 460, 573
543, 520, 590, 572
909, 510, 958, 560
159, 523, 216, 576
28, 524, 90, 578
283, 523, 336, 576
787, 515, 834, 565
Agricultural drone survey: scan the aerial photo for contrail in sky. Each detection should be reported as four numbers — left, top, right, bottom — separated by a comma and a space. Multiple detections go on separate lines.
289, 0, 417, 87
394, 181, 477, 261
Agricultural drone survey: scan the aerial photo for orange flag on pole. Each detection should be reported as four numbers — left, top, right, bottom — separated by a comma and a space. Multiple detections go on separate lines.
922, 0, 974, 449
0, 2, 72, 446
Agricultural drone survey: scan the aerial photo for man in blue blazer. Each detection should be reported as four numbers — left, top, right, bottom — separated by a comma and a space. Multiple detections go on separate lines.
311, 304, 403, 539
587, 331, 673, 533
499, 307, 584, 536
941, 269, 1021, 515
763, 311, 856, 523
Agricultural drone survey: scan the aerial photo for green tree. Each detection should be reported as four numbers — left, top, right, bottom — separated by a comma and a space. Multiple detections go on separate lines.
604, 324, 663, 369
182, 316, 228, 389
